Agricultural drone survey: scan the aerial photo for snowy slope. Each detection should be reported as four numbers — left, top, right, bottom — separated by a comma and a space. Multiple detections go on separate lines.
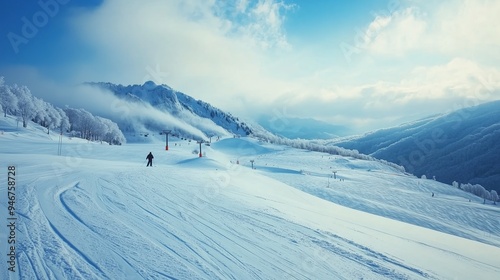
1, 116, 500, 279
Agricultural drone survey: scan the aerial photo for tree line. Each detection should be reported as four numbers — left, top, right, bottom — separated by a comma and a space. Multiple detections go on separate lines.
0, 77, 125, 145
452, 181, 499, 204
253, 130, 406, 172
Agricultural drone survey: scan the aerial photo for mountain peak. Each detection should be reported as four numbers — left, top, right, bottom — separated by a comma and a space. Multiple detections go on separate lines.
143, 80, 157, 90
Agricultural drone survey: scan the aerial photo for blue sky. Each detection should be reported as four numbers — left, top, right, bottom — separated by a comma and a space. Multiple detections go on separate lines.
1, 0, 499, 133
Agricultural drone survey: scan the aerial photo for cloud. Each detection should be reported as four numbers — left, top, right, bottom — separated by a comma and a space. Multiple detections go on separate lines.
259, 56, 500, 133
68, 0, 295, 114
296, 0, 498, 131
238, 0, 296, 49
364, 0, 500, 60
6, 0, 499, 135
365, 7, 427, 56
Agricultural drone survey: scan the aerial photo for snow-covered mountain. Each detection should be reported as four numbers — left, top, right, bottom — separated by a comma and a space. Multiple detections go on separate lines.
87, 81, 254, 141
331, 100, 500, 192
1, 115, 499, 279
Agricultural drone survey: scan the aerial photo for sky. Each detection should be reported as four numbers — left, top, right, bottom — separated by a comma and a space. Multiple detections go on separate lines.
1, 0, 500, 134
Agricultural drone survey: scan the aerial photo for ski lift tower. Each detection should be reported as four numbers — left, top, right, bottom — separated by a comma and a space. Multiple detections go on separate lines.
196, 140, 203, 157
162, 130, 172, 150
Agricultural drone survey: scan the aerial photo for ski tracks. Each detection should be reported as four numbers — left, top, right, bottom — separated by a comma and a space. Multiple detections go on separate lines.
312, 230, 435, 280
10, 166, 449, 279
16, 181, 106, 279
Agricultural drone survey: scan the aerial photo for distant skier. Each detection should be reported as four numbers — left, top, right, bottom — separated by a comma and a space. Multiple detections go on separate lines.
146, 152, 154, 167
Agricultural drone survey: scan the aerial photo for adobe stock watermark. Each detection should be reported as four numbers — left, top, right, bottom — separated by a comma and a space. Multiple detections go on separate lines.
7, 0, 70, 54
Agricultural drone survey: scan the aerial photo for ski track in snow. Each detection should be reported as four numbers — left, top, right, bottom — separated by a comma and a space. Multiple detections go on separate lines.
1, 120, 499, 279
9, 167, 433, 280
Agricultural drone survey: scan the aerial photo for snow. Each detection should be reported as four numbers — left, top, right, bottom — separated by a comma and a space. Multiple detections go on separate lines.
1, 115, 499, 279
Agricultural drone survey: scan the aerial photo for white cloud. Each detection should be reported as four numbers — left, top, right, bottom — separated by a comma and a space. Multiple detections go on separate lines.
242, 0, 296, 49
305, 0, 500, 131
69, 0, 295, 116
365, 0, 500, 60
259, 56, 500, 133
366, 7, 427, 56
9, 0, 497, 135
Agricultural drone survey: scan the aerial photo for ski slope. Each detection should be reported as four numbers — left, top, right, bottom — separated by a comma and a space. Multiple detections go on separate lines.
1, 116, 499, 279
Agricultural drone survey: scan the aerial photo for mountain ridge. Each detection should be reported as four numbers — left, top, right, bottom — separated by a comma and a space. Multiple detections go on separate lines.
331, 100, 500, 192
87, 81, 254, 140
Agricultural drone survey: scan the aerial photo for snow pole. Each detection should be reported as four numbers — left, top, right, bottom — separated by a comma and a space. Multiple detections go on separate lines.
197, 141, 203, 157
162, 130, 171, 151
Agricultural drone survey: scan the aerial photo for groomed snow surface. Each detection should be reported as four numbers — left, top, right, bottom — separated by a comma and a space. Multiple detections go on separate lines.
1, 116, 499, 280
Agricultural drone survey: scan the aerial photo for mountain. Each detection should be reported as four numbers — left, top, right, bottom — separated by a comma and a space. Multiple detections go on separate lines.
331, 100, 500, 192
87, 81, 254, 141
257, 115, 351, 139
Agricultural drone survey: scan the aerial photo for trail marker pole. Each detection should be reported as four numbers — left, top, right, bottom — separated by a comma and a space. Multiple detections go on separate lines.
57, 131, 63, 156
162, 130, 171, 150
197, 141, 203, 157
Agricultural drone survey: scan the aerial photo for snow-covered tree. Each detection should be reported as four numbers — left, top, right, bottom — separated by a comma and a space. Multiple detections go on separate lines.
56, 107, 70, 134
32, 97, 49, 128
460, 182, 498, 204
95, 116, 125, 145
2, 81, 124, 144
39, 102, 65, 135
482, 189, 491, 204
452, 181, 459, 188
461, 183, 491, 203
64, 107, 125, 145
11, 84, 35, 128
0, 78, 19, 117
491, 190, 499, 205
472, 184, 486, 198
45, 104, 63, 135
92, 116, 108, 142
64, 107, 94, 139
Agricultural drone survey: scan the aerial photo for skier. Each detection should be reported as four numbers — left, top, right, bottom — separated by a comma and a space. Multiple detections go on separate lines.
146, 152, 154, 167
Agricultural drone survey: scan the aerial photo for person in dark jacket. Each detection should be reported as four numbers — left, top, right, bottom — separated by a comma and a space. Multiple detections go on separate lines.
146, 152, 154, 167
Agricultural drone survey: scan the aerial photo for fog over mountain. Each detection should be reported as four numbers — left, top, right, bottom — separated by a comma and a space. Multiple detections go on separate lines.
257, 115, 351, 139
86, 81, 254, 142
